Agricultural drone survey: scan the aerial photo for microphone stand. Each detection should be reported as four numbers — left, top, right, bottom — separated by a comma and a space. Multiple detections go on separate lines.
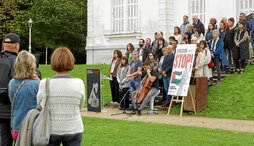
111, 88, 132, 117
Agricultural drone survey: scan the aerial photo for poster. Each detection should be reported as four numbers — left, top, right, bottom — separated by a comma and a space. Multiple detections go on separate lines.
87, 69, 101, 112
168, 44, 196, 97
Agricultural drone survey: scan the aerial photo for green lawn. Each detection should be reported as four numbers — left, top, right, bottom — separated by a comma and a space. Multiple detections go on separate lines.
39, 64, 111, 106
82, 117, 254, 146
39, 64, 254, 120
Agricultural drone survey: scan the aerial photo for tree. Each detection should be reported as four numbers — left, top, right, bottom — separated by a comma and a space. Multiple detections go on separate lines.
28, 0, 87, 64
0, 0, 33, 39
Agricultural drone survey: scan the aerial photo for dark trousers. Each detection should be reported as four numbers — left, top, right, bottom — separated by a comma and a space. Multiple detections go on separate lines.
214, 56, 221, 81
110, 76, 120, 102
119, 87, 130, 109
0, 119, 13, 146
234, 47, 246, 69
159, 78, 166, 101
235, 59, 246, 69
47, 133, 82, 146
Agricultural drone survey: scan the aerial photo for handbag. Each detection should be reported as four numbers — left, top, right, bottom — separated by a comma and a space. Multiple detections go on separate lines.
32, 78, 51, 145
208, 60, 215, 68
205, 49, 215, 69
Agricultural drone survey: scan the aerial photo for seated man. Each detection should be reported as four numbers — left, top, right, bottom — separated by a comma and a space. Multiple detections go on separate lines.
131, 61, 159, 116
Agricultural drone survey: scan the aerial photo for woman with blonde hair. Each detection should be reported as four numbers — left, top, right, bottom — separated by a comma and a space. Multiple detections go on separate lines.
37, 47, 85, 145
8, 51, 40, 141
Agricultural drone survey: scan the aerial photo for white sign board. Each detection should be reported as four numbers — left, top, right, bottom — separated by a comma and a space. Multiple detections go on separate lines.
168, 44, 196, 97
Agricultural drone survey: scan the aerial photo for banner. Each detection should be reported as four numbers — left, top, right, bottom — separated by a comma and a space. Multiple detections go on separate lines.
168, 44, 196, 97
87, 69, 101, 112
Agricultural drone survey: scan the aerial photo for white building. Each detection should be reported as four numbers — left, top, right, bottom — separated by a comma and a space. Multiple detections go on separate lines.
86, 0, 254, 64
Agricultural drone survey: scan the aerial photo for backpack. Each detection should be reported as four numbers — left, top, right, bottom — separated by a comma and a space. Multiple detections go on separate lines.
0, 51, 17, 119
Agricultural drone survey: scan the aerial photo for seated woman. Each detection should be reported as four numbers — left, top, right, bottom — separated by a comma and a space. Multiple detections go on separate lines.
8, 51, 40, 141
131, 61, 159, 116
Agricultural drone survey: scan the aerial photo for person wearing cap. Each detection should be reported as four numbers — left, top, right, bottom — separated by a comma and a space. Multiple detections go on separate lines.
209, 30, 224, 84
0, 33, 21, 145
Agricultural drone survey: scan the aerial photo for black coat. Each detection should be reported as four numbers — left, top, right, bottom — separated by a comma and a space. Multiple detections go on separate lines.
233, 30, 249, 60
224, 27, 236, 50
143, 45, 152, 62
162, 53, 175, 77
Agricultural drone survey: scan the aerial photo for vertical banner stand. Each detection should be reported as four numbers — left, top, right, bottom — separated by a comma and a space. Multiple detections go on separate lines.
167, 88, 196, 117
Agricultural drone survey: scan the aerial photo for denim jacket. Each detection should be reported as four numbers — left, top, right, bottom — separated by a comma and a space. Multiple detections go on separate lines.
8, 79, 39, 131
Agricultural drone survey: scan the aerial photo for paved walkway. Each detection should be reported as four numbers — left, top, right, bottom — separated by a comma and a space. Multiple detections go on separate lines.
81, 108, 254, 133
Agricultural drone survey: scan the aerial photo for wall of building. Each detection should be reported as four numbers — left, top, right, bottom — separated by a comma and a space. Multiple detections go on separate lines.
86, 0, 240, 64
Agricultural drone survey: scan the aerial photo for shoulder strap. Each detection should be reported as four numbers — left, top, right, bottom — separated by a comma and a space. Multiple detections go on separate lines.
44, 78, 50, 107
11, 80, 27, 124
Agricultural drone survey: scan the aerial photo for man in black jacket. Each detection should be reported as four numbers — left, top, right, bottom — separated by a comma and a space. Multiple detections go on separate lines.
0, 33, 21, 146
192, 16, 205, 35
161, 45, 175, 107
143, 38, 152, 62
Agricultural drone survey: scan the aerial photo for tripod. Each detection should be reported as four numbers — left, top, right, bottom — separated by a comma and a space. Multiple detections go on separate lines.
111, 88, 132, 117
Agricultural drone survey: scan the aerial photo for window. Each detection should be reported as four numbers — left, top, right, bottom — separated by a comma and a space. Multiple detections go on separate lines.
240, 0, 253, 14
191, 0, 206, 25
112, 0, 139, 33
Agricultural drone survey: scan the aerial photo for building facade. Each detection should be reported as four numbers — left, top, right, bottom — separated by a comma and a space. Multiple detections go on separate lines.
86, 0, 253, 64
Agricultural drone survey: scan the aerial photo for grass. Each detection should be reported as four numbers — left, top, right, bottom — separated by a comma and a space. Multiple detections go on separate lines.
82, 117, 254, 146
39, 64, 254, 120
39, 64, 111, 106
195, 64, 254, 120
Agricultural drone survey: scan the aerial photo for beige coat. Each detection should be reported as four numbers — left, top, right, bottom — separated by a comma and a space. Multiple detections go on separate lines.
203, 48, 213, 78
194, 52, 204, 78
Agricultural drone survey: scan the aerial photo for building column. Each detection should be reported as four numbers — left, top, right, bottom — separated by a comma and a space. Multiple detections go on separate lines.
158, 0, 174, 39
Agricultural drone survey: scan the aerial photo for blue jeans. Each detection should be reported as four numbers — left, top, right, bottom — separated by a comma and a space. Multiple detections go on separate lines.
47, 133, 82, 146
163, 75, 172, 102
130, 80, 141, 107
130, 81, 141, 92
222, 49, 229, 67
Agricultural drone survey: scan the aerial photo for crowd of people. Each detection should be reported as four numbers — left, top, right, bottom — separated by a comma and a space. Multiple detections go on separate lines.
0, 33, 84, 145
109, 13, 254, 116
0, 12, 254, 146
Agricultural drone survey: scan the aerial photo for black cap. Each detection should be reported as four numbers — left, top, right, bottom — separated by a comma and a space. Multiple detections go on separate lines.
3, 33, 21, 44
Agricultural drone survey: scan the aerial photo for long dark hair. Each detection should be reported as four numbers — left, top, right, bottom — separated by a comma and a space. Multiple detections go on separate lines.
126, 43, 134, 53
120, 56, 129, 67
174, 26, 181, 35
145, 52, 157, 62
111, 50, 122, 63
158, 38, 165, 47
199, 40, 207, 50
207, 23, 215, 33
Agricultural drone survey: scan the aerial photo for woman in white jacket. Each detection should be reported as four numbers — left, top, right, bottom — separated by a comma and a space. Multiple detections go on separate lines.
200, 40, 213, 79
193, 41, 212, 79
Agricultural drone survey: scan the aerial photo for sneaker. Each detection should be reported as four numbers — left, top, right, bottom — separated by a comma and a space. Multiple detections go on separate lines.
113, 102, 119, 106
119, 107, 123, 110
127, 106, 134, 111
162, 102, 170, 107
130, 110, 137, 115
109, 101, 114, 106
239, 69, 244, 74
137, 110, 141, 116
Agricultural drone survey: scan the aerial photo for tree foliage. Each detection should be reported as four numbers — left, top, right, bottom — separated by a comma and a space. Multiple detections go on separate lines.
0, 0, 87, 64
0, 0, 33, 39
28, 0, 87, 58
